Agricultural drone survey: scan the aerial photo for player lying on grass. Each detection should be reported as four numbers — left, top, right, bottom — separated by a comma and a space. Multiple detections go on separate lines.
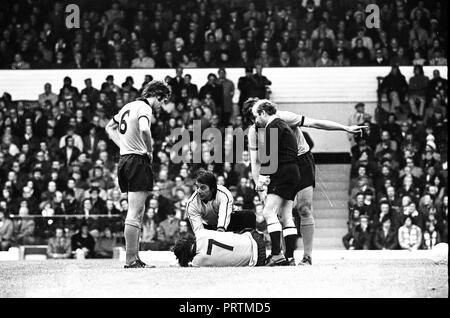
173, 229, 266, 267
243, 98, 367, 265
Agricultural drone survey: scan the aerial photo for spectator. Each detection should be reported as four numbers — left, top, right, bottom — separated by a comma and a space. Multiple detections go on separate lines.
351, 39, 371, 66
422, 221, 441, 250
372, 48, 389, 66
183, 74, 199, 99
168, 67, 185, 101
237, 66, 255, 110
158, 209, 179, 247
11, 53, 30, 69
58, 135, 81, 167
131, 48, 155, 69
0, 210, 13, 250
149, 188, 173, 222
89, 187, 107, 215
47, 227, 72, 259
389, 47, 410, 66
347, 102, 372, 146
13, 207, 36, 245
179, 54, 197, 68
398, 216, 422, 250
428, 49, 447, 66
373, 218, 398, 250
140, 206, 158, 251
94, 227, 116, 258
409, 20, 429, 48
343, 215, 373, 250
198, 73, 223, 116
217, 68, 235, 127
315, 50, 333, 67
408, 65, 429, 118
380, 65, 409, 114
71, 223, 96, 258
249, 64, 272, 99
38, 83, 58, 107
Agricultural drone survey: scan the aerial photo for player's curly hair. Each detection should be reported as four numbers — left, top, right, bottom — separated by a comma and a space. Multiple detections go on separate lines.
243, 97, 259, 125
173, 234, 196, 267
194, 169, 217, 195
140, 80, 171, 100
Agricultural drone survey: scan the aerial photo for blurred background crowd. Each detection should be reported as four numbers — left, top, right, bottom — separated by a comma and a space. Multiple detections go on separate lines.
0, 0, 447, 259
0, 0, 447, 70
343, 64, 447, 251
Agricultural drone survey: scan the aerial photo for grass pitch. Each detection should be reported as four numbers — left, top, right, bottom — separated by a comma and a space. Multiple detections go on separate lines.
0, 251, 447, 298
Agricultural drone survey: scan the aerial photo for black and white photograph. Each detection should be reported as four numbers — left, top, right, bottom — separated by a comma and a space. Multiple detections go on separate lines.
0, 0, 447, 305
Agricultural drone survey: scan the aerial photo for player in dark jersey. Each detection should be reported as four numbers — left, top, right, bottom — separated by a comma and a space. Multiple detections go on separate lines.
252, 99, 301, 266
244, 98, 367, 265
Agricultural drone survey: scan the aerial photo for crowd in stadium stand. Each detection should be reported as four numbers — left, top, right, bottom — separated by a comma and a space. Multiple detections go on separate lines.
0, 0, 447, 70
0, 0, 448, 258
0, 65, 271, 257
343, 65, 447, 250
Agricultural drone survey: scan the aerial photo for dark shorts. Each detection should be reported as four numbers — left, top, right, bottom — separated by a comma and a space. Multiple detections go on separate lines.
296, 151, 316, 191
267, 161, 301, 201
204, 211, 256, 233
227, 211, 256, 232
250, 230, 267, 267
118, 154, 153, 193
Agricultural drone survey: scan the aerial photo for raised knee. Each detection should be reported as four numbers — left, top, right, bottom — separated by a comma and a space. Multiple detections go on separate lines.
125, 218, 141, 229
298, 204, 312, 218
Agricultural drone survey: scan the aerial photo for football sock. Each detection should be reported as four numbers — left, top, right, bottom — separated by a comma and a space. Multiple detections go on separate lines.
269, 231, 282, 255
283, 227, 298, 259
267, 222, 282, 255
300, 215, 315, 257
124, 224, 140, 264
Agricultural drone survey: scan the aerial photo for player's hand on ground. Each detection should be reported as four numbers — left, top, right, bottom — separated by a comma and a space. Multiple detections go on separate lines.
346, 125, 368, 135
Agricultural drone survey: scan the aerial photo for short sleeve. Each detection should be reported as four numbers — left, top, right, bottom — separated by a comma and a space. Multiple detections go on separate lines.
278, 110, 305, 127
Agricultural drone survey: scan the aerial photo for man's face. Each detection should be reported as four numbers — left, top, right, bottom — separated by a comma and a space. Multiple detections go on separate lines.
56, 228, 63, 238
252, 105, 267, 128
67, 137, 74, 147
149, 199, 158, 209
195, 181, 212, 201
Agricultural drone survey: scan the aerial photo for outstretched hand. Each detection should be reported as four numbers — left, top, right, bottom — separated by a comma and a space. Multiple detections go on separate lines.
347, 125, 368, 135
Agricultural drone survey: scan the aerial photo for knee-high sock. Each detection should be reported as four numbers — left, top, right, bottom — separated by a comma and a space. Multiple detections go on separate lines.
124, 224, 141, 264
300, 215, 315, 257
283, 227, 298, 259
267, 222, 282, 255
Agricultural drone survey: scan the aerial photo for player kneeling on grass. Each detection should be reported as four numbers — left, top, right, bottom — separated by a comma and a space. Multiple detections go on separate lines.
173, 229, 266, 267
186, 170, 256, 233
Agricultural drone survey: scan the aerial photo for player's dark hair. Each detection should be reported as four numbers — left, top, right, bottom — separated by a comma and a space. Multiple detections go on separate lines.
243, 97, 259, 124
173, 234, 196, 267
255, 100, 277, 115
140, 80, 171, 100
195, 169, 217, 195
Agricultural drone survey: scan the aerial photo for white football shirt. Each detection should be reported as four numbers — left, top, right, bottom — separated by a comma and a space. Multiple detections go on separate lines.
192, 229, 258, 267
186, 185, 234, 232
113, 100, 153, 156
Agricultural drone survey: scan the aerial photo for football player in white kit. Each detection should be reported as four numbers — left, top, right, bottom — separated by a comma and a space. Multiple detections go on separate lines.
186, 170, 256, 233
106, 80, 171, 268
173, 229, 266, 267
244, 98, 367, 265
